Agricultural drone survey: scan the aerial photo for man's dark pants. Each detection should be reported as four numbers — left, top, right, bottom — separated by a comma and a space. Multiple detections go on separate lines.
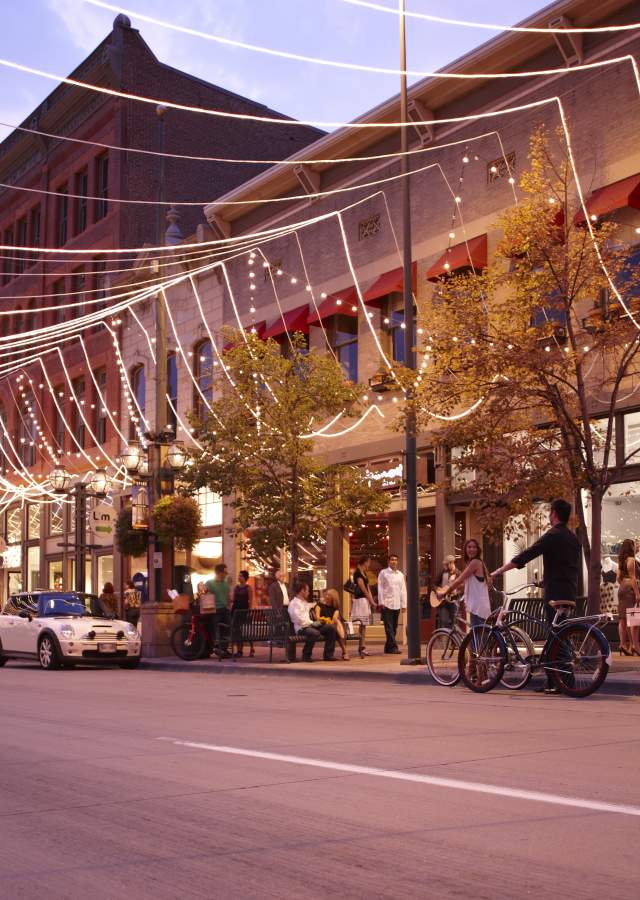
213, 607, 230, 652
298, 623, 336, 660
381, 607, 400, 652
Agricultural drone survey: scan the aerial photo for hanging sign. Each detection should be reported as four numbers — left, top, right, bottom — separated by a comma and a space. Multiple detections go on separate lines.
90, 502, 115, 546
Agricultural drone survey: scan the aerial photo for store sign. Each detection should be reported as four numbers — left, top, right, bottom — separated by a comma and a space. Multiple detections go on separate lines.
365, 460, 403, 491
90, 502, 115, 546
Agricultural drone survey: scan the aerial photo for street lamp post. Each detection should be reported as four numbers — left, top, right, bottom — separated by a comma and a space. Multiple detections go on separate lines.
50, 465, 111, 593
399, 0, 421, 662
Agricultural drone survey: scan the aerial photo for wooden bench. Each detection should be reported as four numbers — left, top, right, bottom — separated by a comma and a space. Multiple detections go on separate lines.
504, 596, 587, 645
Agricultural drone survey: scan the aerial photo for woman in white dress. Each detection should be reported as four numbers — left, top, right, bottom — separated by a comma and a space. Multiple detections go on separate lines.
440, 539, 491, 627
351, 555, 375, 656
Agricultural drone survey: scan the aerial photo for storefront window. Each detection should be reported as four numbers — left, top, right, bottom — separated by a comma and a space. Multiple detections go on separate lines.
197, 488, 223, 527
591, 418, 616, 468
47, 559, 63, 589
49, 500, 64, 536
97, 555, 113, 593
27, 503, 40, 540
7, 507, 21, 544
70, 558, 92, 593
624, 411, 640, 465
27, 546, 40, 591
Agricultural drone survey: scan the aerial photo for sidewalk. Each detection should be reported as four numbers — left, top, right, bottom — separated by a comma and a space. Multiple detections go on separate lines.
140, 644, 640, 693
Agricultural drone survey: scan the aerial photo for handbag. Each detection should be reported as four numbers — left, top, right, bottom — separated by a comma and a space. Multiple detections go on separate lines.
343, 578, 357, 595
626, 606, 640, 627
199, 592, 216, 613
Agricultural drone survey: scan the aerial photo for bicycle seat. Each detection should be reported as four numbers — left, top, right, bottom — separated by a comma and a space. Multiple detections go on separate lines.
548, 600, 576, 610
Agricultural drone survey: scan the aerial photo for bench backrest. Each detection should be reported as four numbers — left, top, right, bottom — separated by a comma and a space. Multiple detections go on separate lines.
505, 596, 587, 642
230, 608, 289, 642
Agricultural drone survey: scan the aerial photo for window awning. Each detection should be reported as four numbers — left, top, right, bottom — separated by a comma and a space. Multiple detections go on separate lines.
307, 288, 359, 325
575, 173, 640, 225
363, 262, 417, 306
426, 234, 487, 281
263, 304, 309, 339
223, 321, 266, 351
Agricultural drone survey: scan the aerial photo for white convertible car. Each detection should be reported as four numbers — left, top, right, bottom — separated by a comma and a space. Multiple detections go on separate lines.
0, 591, 141, 670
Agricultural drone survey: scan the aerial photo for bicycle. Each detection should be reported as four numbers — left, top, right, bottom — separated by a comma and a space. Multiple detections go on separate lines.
427, 586, 535, 690
458, 590, 611, 697
170, 611, 226, 661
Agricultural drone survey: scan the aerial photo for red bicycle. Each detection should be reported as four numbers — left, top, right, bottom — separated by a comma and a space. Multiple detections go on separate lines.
170, 613, 218, 660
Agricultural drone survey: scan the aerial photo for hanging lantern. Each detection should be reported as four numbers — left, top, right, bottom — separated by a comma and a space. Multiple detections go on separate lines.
136, 452, 149, 478
50, 464, 71, 493
89, 467, 111, 497
131, 484, 149, 530
121, 442, 142, 474
167, 440, 187, 471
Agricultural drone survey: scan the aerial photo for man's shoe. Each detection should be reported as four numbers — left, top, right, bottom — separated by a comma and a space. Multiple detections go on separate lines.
323, 656, 337, 662
535, 684, 559, 694
302, 657, 314, 663
385, 648, 401, 654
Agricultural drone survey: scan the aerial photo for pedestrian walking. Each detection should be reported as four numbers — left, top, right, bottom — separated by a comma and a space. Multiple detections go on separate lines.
351, 555, 375, 656
377, 554, 407, 654
288, 581, 336, 662
441, 539, 491, 628
268, 569, 289, 611
99, 582, 118, 616
232, 570, 255, 657
435, 555, 462, 629
491, 497, 581, 694
316, 588, 349, 660
122, 580, 141, 627
616, 538, 640, 656
205, 563, 231, 656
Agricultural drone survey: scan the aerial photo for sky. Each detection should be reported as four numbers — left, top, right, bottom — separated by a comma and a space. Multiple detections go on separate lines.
0, 0, 551, 139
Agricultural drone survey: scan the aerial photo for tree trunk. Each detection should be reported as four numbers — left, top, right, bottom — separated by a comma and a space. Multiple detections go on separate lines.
587, 489, 603, 616
290, 539, 299, 586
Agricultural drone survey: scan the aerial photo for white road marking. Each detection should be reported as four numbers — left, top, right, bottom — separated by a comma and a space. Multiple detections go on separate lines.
157, 737, 640, 818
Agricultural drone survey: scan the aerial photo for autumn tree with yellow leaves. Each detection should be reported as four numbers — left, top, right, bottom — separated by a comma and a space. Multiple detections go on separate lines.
411, 127, 640, 611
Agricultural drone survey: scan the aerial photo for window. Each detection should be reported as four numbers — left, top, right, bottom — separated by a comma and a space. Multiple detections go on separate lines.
2, 227, 13, 285
20, 391, 37, 467
14, 218, 27, 274
52, 279, 65, 324
331, 315, 358, 382
27, 503, 40, 540
71, 377, 86, 449
194, 340, 213, 419
76, 168, 88, 234
96, 154, 109, 220
24, 299, 37, 334
52, 385, 65, 455
72, 269, 86, 318
94, 368, 108, 445
624, 411, 640, 465
30, 205, 40, 249
130, 364, 145, 440
7, 506, 22, 544
94, 258, 108, 311
49, 500, 64, 536
57, 185, 69, 246
167, 352, 178, 434
591, 418, 616, 469
197, 487, 223, 527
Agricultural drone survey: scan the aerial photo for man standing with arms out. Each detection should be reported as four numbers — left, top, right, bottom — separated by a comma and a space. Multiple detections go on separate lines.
491, 498, 581, 694
268, 569, 289, 611
206, 563, 231, 657
288, 581, 336, 662
378, 554, 407, 654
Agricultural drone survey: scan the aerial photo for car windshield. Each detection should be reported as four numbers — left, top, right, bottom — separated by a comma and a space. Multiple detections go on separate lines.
39, 593, 113, 618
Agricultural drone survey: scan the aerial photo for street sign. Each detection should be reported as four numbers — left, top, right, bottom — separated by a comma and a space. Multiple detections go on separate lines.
89, 501, 115, 546
153, 552, 163, 569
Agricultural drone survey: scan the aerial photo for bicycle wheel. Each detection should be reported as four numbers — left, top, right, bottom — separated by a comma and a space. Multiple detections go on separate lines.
458, 625, 506, 693
548, 623, 609, 697
427, 629, 462, 686
171, 624, 206, 661
500, 625, 534, 690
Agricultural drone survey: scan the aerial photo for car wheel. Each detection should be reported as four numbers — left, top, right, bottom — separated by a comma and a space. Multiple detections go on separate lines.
38, 635, 61, 670
118, 658, 141, 669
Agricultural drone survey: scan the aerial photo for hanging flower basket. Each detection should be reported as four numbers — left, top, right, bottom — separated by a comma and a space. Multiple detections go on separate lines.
153, 495, 202, 551
115, 507, 149, 558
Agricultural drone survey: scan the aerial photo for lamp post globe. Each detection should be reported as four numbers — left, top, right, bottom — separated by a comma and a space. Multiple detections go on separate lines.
122, 442, 141, 474
89, 467, 111, 497
50, 464, 71, 494
167, 440, 186, 471
136, 452, 150, 478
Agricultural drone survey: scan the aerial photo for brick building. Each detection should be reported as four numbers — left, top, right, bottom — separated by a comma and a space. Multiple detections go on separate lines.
116, 0, 640, 638
0, 12, 321, 598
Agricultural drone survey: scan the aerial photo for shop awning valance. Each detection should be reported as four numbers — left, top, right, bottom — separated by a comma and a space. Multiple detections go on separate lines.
575, 173, 640, 225
307, 288, 359, 325
363, 262, 417, 306
263, 304, 309, 339
426, 234, 487, 281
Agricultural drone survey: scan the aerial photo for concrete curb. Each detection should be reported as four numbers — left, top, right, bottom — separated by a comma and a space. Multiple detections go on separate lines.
139, 658, 640, 695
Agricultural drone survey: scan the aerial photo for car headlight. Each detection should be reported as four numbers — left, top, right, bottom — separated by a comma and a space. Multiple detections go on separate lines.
59, 624, 75, 639
124, 624, 139, 640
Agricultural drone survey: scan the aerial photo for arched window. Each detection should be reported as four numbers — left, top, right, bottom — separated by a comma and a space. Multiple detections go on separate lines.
129, 364, 145, 440
193, 339, 213, 420
166, 352, 178, 434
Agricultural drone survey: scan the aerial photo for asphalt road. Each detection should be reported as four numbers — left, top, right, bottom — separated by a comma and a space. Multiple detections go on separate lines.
1, 664, 639, 900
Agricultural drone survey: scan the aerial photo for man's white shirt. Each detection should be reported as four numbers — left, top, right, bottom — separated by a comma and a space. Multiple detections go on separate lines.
378, 567, 407, 610
280, 581, 289, 607
288, 596, 315, 633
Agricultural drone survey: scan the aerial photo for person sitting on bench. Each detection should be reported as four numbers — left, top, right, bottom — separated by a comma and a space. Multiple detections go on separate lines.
288, 581, 336, 662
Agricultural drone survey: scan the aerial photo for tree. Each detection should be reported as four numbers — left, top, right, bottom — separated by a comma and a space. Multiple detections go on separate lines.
410, 126, 640, 611
183, 332, 388, 579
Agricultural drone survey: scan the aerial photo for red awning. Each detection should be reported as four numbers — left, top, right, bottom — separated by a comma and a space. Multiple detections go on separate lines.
223, 321, 266, 351
575, 173, 640, 225
263, 304, 309, 339
307, 288, 359, 325
363, 262, 417, 306
426, 234, 488, 281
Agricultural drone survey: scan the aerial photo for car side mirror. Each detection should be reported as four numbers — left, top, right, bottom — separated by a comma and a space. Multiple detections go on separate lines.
18, 611, 32, 621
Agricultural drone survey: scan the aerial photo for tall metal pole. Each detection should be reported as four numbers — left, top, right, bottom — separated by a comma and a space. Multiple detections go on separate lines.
399, 0, 420, 661
74, 485, 87, 593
